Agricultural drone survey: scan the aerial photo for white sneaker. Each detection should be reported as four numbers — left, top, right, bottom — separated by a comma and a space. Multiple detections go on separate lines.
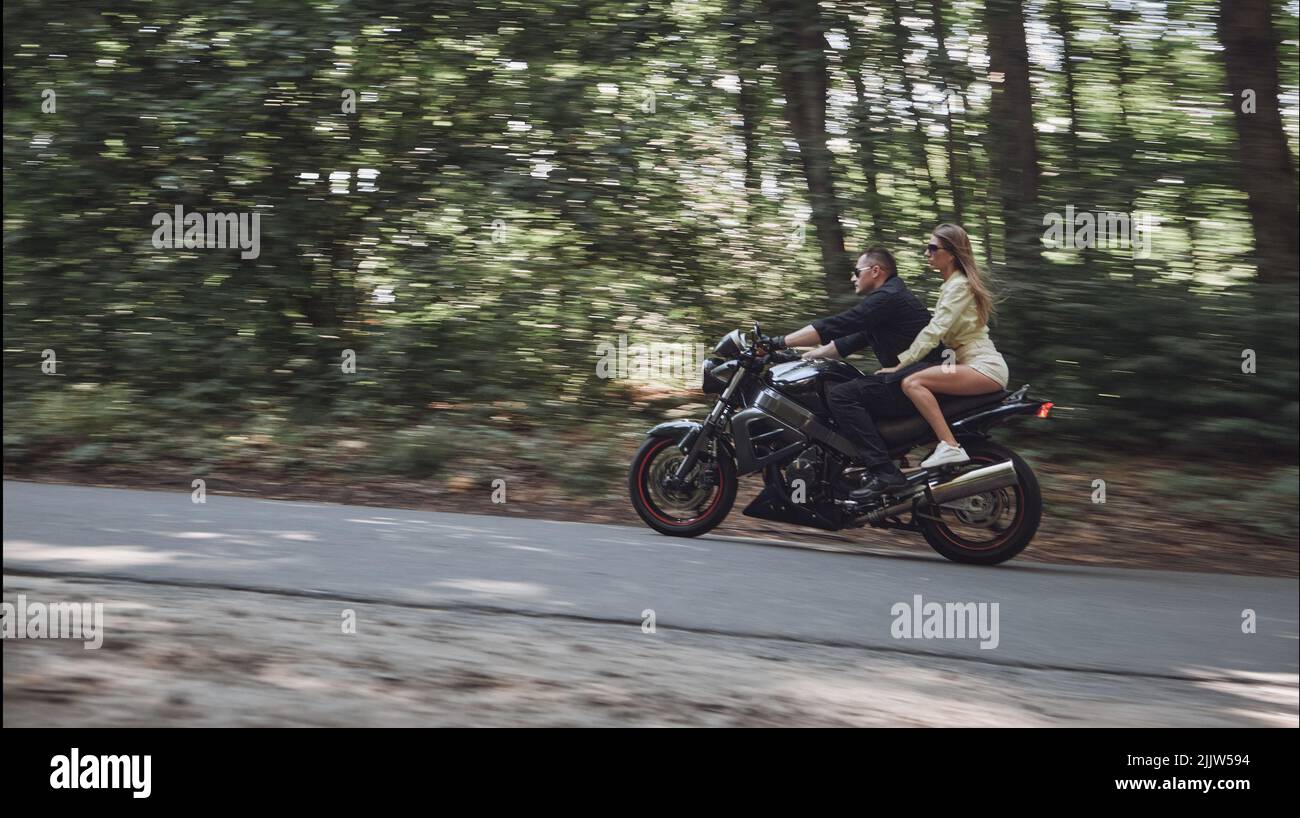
921, 441, 970, 468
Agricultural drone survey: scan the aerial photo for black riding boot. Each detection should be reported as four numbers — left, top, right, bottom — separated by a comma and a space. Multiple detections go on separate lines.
849, 462, 909, 502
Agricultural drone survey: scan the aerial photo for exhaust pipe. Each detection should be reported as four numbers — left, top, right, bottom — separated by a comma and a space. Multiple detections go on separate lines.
865, 460, 1018, 523
929, 460, 1019, 505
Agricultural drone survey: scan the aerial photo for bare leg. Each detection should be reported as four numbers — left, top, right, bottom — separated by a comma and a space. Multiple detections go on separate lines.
901, 366, 1002, 446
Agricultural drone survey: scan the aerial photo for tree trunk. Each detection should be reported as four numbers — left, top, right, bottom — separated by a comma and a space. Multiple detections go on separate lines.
928, 0, 966, 222
1111, 4, 1142, 218
886, 1, 942, 217
728, 0, 763, 221
844, 18, 886, 244
1218, 0, 1299, 283
766, 0, 849, 297
984, 0, 1040, 270
1048, 0, 1081, 174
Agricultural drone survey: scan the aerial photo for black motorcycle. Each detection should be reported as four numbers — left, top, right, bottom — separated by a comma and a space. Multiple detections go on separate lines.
628, 323, 1052, 565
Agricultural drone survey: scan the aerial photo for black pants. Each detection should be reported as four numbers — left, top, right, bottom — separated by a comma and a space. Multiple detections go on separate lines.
827, 362, 933, 470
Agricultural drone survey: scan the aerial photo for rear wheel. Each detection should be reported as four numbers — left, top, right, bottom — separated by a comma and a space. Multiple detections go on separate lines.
629, 436, 737, 537
917, 438, 1041, 565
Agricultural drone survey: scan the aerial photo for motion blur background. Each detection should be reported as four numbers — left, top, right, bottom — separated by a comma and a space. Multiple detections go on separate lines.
3, 0, 1297, 558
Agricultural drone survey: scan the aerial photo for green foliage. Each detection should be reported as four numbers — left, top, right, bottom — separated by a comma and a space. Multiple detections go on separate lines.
1, 0, 1296, 541
1150, 465, 1300, 540
373, 425, 457, 478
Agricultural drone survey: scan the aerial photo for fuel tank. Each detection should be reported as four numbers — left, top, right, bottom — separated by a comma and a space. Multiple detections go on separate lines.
767, 359, 864, 416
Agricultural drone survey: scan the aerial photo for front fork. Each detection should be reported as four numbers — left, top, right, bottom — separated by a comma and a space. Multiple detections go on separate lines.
669, 367, 746, 486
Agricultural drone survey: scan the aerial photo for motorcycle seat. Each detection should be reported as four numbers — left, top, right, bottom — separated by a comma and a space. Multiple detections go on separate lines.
876, 390, 1009, 448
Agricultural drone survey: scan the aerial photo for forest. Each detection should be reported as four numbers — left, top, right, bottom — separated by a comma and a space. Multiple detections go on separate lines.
4, 0, 1297, 548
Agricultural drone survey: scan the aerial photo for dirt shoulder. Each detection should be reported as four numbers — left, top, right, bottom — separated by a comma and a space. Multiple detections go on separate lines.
6, 574, 1295, 727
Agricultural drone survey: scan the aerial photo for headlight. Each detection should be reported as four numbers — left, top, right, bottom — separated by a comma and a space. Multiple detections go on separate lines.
712, 329, 743, 357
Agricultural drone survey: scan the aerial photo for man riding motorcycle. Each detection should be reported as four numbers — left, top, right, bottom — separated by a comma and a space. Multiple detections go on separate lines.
762, 247, 943, 501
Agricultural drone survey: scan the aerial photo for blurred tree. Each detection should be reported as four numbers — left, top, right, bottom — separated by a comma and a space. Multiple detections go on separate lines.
728, 0, 766, 218
886, 0, 942, 219
843, 15, 887, 244
1218, 0, 1299, 283
984, 0, 1041, 273
925, 0, 969, 222
765, 0, 849, 297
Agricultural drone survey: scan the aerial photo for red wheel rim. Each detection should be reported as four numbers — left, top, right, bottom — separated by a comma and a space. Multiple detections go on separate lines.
636, 438, 724, 527
931, 453, 1025, 552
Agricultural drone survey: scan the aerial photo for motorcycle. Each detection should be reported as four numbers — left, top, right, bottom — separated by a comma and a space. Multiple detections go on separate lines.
628, 323, 1052, 565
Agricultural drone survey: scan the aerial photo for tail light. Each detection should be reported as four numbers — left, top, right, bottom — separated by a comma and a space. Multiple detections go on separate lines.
1036, 401, 1054, 419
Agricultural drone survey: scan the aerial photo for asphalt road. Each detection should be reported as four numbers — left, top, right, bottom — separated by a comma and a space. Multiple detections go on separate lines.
4, 479, 1297, 686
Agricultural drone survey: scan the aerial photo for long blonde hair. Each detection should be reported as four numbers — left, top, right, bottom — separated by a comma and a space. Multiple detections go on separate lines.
933, 223, 994, 326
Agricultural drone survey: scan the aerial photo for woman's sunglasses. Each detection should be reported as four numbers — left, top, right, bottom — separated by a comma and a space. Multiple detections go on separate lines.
924, 242, 943, 256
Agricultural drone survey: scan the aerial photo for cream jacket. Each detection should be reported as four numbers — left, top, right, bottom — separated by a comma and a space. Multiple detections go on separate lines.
895, 273, 997, 369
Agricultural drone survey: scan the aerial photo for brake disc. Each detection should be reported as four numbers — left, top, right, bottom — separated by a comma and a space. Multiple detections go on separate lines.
650, 453, 712, 508
943, 489, 1008, 527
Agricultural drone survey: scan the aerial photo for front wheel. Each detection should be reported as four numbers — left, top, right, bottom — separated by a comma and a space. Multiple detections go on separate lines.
629, 436, 737, 537
917, 438, 1042, 565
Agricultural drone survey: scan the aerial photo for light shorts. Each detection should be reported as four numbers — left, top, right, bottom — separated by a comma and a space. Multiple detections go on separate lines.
955, 341, 1009, 390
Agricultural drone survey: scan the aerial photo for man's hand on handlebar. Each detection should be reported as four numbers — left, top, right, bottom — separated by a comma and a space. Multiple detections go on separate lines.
801, 343, 841, 361
754, 327, 826, 363
756, 334, 786, 352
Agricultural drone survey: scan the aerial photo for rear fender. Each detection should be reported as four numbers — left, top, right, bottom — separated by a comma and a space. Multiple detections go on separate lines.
951, 398, 1049, 437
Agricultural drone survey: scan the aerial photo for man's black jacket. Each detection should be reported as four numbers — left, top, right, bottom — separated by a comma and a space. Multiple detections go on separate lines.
810, 275, 944, 373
